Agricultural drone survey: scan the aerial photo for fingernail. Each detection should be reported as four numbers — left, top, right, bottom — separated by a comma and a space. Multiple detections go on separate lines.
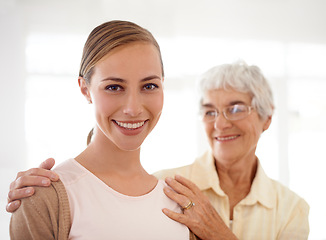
162, 208, 169, 214
25, 189, 32, 194
164, 187, 171, 193
50, 174, 58, 180
42, 179, 50, 185
13, 201, 19, 207
165, 177, 172, 183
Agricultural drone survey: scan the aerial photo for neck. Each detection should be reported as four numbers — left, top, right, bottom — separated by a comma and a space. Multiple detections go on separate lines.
76, 130, 143, 176
215, 153, 258, 221
216, 155, 257, 186
74, 128, 157, 196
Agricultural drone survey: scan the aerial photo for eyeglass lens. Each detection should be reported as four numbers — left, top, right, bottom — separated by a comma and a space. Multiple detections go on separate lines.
202, 104, 251, 121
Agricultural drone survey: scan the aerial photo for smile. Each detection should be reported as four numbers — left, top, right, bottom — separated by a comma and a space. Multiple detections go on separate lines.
114, 120, 146, 130
216, 135, 238, 141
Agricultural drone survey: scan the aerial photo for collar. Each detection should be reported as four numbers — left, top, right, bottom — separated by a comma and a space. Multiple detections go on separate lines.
240, 161, 276, 209
189, 150, 226, 196
189, 150, 276, 209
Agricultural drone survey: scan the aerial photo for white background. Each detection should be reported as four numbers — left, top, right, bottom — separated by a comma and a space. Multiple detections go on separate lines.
1, 0, 326, 239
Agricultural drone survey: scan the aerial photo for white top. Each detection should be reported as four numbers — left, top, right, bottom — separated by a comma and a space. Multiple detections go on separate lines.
54, 159, 189, 240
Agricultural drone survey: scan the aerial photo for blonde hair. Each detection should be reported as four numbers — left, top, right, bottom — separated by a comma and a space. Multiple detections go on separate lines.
79, 20, 164, 84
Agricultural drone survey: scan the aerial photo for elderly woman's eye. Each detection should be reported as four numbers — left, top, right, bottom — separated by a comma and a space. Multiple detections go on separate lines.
206, 110, 217, 116
229, 105, 246, 114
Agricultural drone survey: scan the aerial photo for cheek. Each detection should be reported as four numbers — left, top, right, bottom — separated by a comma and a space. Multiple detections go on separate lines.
242, 115, 266, 141
147, 93, 164, 116
203, 123, 214, 143
92, 94, 116, 117
246, 123, 263, 144
204, 120, 214, 131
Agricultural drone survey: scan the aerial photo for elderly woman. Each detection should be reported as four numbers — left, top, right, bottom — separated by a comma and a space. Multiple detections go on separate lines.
7, 61, 309, 239
155, 61, 309, 239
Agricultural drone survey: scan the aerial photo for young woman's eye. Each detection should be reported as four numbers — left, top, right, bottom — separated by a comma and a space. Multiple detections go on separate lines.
143, 83, 159, 90
105, 85, 123, 91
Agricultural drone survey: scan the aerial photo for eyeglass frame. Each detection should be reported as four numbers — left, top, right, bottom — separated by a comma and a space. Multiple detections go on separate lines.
200, 104, 254, 122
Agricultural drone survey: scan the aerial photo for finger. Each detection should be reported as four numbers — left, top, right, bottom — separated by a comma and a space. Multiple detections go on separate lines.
8, 187, 35, 202
165, 177, 193, 197
39, 158, 59, 180
11, 175, 52, 190
21, 167, 59, 182
174, 175, 202, 195
6, 200, 21, 213
162, 208, 189, 225
39, 158, 55, 170
163, 186, 190, 208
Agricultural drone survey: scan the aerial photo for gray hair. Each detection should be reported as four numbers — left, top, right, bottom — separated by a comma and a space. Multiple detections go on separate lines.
198, 60, 274, 119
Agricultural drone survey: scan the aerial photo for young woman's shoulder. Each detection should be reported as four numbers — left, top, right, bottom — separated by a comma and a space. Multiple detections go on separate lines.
10, 180, 71, 240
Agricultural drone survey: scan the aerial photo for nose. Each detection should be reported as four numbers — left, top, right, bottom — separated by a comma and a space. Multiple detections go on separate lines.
213, 113, 232, 130
123, 91, 143, 117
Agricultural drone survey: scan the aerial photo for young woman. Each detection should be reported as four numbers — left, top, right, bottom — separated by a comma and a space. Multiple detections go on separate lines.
9, 20, 191, 240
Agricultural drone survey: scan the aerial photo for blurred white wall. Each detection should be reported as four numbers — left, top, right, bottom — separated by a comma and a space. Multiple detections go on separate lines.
1, 0, 326, 239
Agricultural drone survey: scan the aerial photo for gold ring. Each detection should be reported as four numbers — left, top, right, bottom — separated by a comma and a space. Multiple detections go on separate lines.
183, 200, 195, 210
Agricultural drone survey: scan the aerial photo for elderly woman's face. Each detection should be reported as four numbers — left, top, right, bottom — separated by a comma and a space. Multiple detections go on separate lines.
201, 88, 271, 167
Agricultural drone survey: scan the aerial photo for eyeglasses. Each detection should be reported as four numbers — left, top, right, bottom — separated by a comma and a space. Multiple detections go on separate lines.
200, 104, 253, 122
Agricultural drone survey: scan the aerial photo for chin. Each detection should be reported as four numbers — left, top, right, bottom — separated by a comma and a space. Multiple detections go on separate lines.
213, 151, 238, 163
116, 140, 144, 152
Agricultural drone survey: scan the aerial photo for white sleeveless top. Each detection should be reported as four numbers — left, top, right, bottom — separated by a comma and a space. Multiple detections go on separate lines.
54, 159, 189, 240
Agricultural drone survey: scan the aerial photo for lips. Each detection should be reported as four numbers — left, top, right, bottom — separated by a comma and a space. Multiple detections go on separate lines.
114, 120, 147, 130
215, 135, 239, 141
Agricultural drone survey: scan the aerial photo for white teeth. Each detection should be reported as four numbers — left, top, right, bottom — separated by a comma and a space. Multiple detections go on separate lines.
115, 121, 145, 129
216, 135, 238, 141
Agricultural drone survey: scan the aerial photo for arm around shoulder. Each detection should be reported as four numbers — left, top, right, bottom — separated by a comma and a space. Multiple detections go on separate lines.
10, 180, 70, 240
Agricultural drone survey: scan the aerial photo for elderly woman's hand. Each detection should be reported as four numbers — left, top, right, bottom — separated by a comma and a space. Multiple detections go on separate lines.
163, 175, 238, 240
6, 158, 59, 213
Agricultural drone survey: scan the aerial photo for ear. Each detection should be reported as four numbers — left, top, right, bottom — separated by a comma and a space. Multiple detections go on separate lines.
262, 115, 272, 132
78, 77, 92, 103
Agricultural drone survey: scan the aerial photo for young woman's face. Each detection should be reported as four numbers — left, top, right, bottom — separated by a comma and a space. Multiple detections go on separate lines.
81, 42, 164, 151
201, 88, 271, 167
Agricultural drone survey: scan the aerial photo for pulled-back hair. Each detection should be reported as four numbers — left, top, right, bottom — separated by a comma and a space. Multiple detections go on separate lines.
79, 20, 164, 84
199, 60, 274, 119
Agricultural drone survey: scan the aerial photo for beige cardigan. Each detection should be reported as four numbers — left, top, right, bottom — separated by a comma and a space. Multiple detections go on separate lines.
10, 180, 197, 240
10, 180, 71, 240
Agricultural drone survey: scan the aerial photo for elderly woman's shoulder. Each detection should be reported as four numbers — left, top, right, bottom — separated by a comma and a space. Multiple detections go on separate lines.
270, 178, 309, 211
153, 164, 193, 180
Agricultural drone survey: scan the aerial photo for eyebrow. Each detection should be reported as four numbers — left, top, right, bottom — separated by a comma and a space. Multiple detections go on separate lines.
201, 100, 247, 108
101, 75, 161, 83
229, 100, 246, 105
201, 103, 215, 108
